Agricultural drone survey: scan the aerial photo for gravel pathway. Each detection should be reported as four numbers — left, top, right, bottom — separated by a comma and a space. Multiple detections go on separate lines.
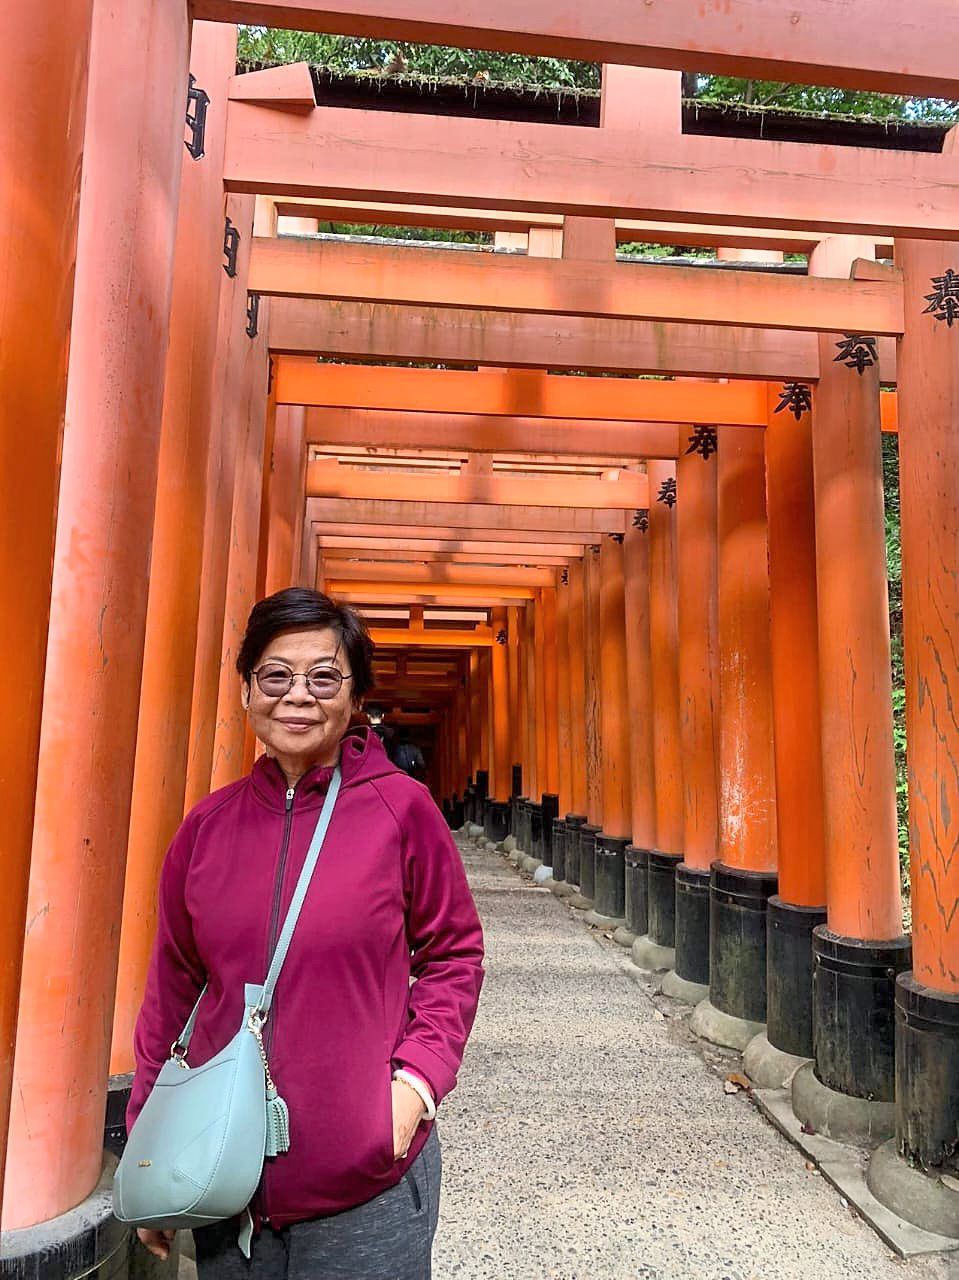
433, 837, 959, 1280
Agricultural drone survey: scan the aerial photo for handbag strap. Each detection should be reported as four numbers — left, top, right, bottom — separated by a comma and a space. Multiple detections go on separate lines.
174, 766, 342, 1051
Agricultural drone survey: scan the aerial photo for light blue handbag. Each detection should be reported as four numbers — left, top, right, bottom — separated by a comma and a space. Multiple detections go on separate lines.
113, 768, 341, 1257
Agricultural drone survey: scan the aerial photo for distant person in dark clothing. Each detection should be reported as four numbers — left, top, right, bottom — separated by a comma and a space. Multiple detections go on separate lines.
392, 732, 426, 780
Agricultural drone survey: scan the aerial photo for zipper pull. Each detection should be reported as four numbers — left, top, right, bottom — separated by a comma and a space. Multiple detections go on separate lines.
285, 786, 295, 811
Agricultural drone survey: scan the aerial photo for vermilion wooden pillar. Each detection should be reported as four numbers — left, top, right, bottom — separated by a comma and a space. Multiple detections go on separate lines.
622, 515, 656, 952
555, 573, 573, 815
867, 238, 959, 1232
112, 23, 236, 1073
636, 462, 685, 970
0, 0, 92, 1220
745, 384, 828, 1082
184, 192, 255, 812
3, 0, 188, 1231
666, 441, 720, 1001
210, 301, 272, 788
691, 428, 778, 1049
477, 646, 492, 796
507, 603, 524, 797
590, 535, 631, 926
566, 560, 589, 818
540, 584, 561, 798
519, 602, 535, 800
264, 405, 308, 595
792, 237, 909, 1141
533, 592, 548, 797
583, 549, 604, 831
490, 607, 511, 804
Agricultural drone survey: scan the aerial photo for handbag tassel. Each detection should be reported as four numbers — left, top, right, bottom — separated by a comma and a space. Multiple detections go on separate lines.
265, 1086, 291, 1157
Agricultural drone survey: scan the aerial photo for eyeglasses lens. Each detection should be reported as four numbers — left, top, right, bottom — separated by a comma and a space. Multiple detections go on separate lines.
255, 665, 343, 700
306, 669, 343, 699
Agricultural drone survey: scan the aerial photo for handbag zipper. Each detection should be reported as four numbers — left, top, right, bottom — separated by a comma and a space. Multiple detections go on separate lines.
260, 782, 296, 1223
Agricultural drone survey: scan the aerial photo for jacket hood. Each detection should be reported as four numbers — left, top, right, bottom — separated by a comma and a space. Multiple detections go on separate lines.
250, 724, 401, 812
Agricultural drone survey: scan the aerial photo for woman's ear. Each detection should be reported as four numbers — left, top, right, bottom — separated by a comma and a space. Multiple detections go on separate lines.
241, 680, 251, 711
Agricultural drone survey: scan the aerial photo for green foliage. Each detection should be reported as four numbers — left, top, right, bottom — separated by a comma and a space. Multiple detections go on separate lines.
236, 28, 597, 87
695, 75, 957, 121
318, 221, 490, 244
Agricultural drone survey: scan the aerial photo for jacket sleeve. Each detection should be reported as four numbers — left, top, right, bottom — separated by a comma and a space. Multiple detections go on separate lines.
126, 815, 207, 1133
391, 790, 485, 1105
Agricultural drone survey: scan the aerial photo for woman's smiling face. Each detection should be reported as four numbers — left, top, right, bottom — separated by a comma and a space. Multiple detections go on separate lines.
244, 627, 355, 781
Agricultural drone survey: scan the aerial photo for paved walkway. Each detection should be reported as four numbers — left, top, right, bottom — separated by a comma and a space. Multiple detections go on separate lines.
433, 838, 959, 1280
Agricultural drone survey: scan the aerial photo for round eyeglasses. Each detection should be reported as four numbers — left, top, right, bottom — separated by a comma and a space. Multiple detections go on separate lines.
251, 663, 353, 701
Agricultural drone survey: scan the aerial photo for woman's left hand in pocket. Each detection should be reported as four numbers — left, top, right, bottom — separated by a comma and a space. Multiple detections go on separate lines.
391, 1079, 427, 1160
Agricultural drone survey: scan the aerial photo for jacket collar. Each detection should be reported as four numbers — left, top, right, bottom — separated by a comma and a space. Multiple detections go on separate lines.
249, 725, 377, 812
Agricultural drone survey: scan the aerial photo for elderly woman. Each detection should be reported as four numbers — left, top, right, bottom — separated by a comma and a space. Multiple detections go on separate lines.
128, 588, 485, 1279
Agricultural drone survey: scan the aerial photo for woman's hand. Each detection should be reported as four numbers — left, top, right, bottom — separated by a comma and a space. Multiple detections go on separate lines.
391, 1078, 427, 1160
136, 1228, 176, 1260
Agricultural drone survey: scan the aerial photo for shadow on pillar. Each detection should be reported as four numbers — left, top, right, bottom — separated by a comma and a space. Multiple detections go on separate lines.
791, 929, 911, 1147
689, 862, 777, 1051
631, 850, 681, 973
867, 976, 959, 1238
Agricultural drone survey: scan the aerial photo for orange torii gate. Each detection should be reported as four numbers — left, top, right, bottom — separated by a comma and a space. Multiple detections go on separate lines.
7, 2, 959, 1269
251, 235, 904, 335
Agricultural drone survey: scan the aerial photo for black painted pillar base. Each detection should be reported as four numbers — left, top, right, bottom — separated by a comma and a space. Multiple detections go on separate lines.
766, 896, 826, 1059
563, 814, 587, 887
624, 846, 649, 938
540, 793, 560, 869
812, 927, 912, 1102
894, 973, 959, 1173
514, 798, 528, 851
529, 803, 544, 861
576, 824, 601, 903
450, 797, 464, 829
647, 850, 683, 947
867, 974, 959, 1235
511, 763, 523, 799
551, 818, 568, 882
487, 800, 510, 843
475, 769, 489, 806
590, 834, 627, 922
0, 1153, 179, 1280
708, 861, 778, 1024
674, 863, 710, 986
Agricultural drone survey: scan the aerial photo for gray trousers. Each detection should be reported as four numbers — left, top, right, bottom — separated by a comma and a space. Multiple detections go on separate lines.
193, 1127, 441, 1280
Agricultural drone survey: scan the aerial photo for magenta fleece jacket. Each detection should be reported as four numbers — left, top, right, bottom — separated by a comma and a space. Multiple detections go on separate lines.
127, 727, 484, 1229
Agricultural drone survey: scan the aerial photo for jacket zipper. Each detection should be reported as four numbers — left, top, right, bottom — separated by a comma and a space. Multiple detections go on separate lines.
260, 783, 296, 1222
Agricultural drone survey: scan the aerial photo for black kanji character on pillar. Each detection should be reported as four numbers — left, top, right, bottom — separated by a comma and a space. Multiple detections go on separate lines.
923, 269, 959, 327
633, 509, 649, 532
495, 629, 507, 645
685, 425, 718, 459
657, 477, 677, 508
607, 532, 624, 544
774, 382, 813, 420
560, 568, 569, 585
833, 334, 878, 374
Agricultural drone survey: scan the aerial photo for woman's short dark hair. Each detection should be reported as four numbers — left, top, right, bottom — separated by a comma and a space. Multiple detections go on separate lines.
236, 588, 375, 702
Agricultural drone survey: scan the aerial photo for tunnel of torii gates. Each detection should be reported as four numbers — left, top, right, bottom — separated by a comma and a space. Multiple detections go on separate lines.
5, 0, 959, 1271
